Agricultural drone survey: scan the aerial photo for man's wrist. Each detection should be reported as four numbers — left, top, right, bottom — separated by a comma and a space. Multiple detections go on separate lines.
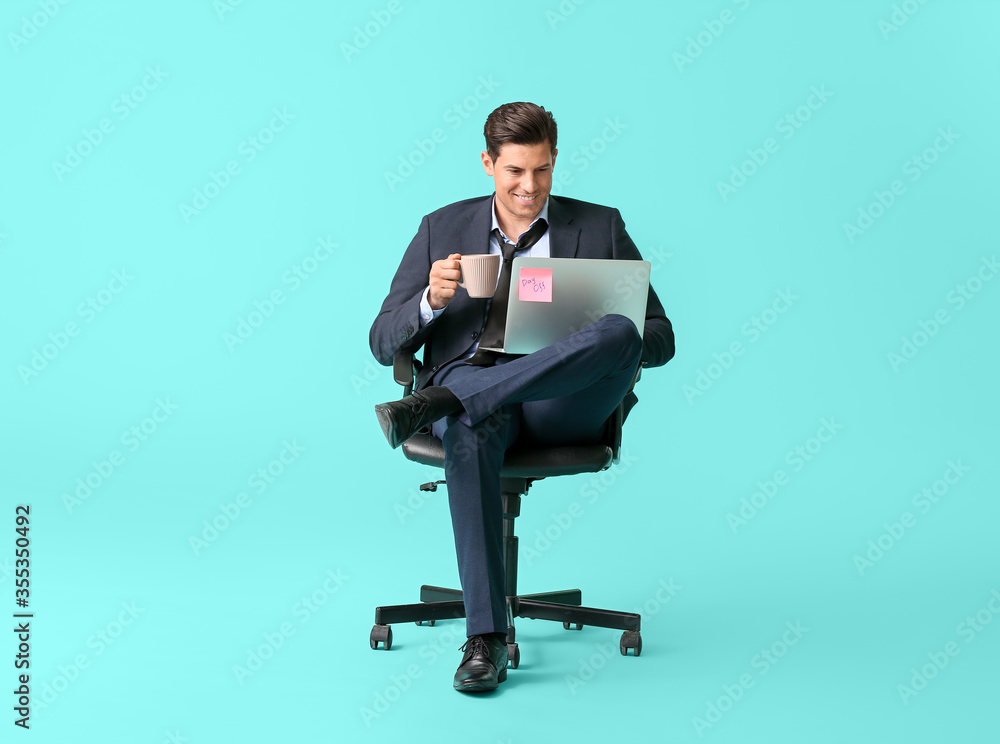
420, 287, 446, 325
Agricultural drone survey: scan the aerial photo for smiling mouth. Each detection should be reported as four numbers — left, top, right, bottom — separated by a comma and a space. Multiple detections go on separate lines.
515, 194, 537, 203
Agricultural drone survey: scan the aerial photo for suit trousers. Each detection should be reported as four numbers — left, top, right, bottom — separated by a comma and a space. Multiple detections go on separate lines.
429, 313, 643, 636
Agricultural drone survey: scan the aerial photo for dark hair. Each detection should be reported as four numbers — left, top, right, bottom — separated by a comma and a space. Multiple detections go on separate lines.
483, 102, 558, 161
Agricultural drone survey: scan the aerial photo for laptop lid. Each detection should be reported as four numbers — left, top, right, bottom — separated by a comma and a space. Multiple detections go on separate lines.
479, 257, 650, 355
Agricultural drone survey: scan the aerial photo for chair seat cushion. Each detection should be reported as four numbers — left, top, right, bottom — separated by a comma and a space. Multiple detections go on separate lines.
402, 434, 613, 478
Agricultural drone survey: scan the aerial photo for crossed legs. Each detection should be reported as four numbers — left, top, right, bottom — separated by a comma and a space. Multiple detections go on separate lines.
429, 314, 643, 635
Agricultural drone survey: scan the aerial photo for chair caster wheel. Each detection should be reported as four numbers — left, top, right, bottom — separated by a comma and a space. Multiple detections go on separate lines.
415, 620, 436, 627
507, 642, 520, 669
563, 622, 583, 630
370, 624, 392, 650
620, 630, 641, 657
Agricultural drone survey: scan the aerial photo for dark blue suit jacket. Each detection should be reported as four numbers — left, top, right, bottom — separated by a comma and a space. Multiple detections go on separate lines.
370, 195, 675, 398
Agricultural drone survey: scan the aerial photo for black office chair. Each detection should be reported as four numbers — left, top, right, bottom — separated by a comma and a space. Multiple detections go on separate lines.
369, 351, 642, 669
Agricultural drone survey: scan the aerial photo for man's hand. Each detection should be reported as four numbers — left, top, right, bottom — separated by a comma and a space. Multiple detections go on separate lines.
428, 253, 462, 310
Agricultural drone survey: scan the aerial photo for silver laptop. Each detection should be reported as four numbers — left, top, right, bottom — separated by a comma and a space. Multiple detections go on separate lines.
479, 257, 650, 355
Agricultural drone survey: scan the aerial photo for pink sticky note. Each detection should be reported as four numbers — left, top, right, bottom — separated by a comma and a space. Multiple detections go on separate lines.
518, 267, 552, 302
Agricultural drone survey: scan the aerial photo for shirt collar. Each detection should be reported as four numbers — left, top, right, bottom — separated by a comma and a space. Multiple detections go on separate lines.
491, 195, 550, 244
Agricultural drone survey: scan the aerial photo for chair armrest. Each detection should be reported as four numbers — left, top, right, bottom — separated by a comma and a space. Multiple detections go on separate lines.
392, 351, 422, 396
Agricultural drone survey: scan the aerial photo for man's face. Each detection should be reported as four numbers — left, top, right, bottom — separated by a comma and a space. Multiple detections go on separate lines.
481, 141, 558, 229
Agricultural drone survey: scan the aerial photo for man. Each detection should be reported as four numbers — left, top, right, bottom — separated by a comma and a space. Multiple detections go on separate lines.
370, 102, 674, 692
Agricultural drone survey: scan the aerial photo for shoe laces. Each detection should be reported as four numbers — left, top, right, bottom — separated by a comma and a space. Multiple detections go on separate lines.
459, 635, 491, 658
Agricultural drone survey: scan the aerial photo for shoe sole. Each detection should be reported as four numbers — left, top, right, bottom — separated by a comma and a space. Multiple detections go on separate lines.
374, 404, 403, 449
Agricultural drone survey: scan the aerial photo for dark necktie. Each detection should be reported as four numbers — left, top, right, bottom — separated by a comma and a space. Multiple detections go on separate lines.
465, 217, 549, 367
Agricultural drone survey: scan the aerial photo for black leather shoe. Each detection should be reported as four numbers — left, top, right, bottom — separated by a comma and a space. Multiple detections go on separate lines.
374, 388, 459, 449
453, 634, 508, 692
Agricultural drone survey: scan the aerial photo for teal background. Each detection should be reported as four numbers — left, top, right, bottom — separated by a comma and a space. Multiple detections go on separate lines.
2, 0, 998, 741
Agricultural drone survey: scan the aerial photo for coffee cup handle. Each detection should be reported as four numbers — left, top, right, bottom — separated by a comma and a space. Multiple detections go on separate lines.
457, 264, 467, 289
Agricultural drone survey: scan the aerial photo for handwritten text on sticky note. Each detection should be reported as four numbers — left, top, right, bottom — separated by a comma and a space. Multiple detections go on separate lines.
518, 268, 552, 302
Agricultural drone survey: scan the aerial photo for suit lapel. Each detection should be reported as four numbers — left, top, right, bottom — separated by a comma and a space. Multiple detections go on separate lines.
546, 196, 580, 258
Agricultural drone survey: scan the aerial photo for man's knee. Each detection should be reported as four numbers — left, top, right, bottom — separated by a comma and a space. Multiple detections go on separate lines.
598, 314, 642, 360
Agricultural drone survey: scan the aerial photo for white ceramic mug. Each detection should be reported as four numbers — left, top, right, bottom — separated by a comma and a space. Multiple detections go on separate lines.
457, 253, 501, 298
